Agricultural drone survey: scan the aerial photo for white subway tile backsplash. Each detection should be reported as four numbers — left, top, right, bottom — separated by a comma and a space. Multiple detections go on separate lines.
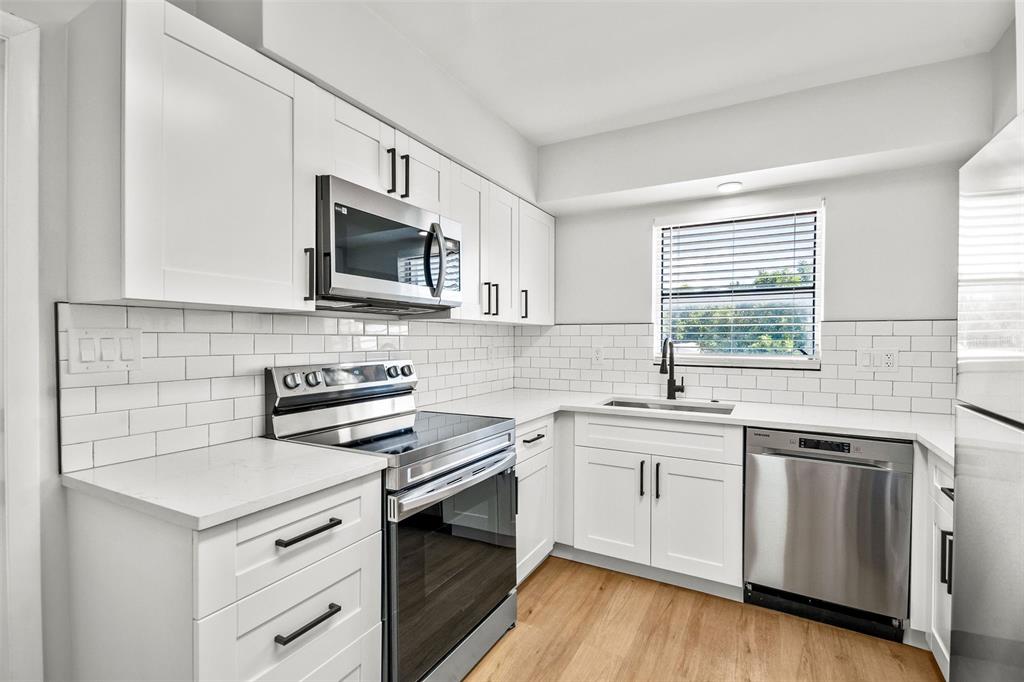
96, 383, 158, 412
58, 304, 950, 472
62, 411, 129, 445
61, 443, 93, 472
184, 310, 233, 333
61, 388, 96, 416
158, 333, 209, 357
94, 433, 156, 466
130, 405, 185, 434
128, 307, 183, 332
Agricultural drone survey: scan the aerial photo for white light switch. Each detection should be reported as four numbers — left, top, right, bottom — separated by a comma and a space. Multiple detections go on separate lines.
78, 338, 97, 362
68, 328, 144, 373
120, 337, 136, 361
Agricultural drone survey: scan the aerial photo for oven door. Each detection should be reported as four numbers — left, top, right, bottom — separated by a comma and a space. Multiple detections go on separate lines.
318, 175, 462, 308
386, 449, 516, 682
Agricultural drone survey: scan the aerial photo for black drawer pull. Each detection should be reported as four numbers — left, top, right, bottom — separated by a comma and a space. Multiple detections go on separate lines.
522, 433, 546, 444
275, 517, 342, 548
940, 486, 954, 502
639, 459, 645, 497
655, 462, 661, 499
940, 529, 952, 588
274, 603, 341, 646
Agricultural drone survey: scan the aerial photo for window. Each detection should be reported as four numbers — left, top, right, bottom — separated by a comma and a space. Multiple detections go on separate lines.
657, 210, 820, 368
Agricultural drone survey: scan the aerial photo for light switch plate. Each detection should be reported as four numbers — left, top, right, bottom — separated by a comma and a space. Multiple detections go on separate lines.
68, 328, 143, 373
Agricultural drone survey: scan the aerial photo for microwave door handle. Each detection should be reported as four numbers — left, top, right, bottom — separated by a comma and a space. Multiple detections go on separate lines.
422, 226, 435, 295
432, 222, 447, 298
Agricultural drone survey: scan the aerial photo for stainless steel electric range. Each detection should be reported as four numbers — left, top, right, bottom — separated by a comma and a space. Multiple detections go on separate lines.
265, 360, 517, 682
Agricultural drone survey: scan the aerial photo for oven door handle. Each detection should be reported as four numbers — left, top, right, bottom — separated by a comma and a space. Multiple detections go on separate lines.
388, 449, 516, 522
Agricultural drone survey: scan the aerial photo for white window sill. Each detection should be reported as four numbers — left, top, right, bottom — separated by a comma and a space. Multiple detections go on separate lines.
653, 354, 822, 371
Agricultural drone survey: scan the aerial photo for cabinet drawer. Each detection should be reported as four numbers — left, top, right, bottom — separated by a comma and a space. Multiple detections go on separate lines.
194, 532, 381, 682
195, 473, 381, 617
517, 416, 553, 462
574, 412, 742, 465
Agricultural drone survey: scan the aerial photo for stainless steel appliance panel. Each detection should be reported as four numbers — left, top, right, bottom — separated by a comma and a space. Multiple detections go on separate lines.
745, 445, 912, 618
957, 115, 1024, 424
317, 175, 463, 312
951, 405, 1024, 680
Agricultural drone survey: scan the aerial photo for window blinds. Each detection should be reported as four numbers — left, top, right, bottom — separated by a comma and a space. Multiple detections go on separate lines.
658, 211, 818, 358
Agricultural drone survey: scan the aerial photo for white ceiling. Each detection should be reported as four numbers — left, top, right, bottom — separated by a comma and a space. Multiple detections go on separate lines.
367, 1, 1014, 146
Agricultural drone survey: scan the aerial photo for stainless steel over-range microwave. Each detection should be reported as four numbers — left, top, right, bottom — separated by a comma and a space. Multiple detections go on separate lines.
314, 175, 463, 315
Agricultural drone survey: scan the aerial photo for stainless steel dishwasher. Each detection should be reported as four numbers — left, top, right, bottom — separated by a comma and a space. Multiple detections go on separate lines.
744, 428, 913, 641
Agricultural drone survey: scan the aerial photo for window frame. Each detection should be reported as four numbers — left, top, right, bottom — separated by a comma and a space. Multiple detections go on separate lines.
650, 204, 825, 371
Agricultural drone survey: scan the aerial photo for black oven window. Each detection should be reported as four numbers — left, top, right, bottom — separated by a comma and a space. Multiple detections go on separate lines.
390, 469, 516, 682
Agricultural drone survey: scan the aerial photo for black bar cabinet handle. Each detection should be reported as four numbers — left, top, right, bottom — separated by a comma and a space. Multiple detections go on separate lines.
482, 282, 492, 315
655, 462, 661, 499
514, 476, 519, 516
492, 283, 499, 315
274, 603, 342, 646
401, 154, 410, 198
387, 148, 397, 194
939, 529, 952, 586
275, 517, 343, 548
639, 460, 645, 497
304, 247, 316, 301
523, 433, 545, 444
521, 289, 528, 319
946, 532, 954, 595
940, 486, 954, 502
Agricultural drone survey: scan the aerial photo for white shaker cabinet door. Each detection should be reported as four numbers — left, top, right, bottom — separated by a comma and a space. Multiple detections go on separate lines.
516, 447, 554, 584
573, 447, 651, 565
481, 184, 518, 323
123, 2, 313, 310
330, 96, 396, 195
448, 164, 488, 321
396, 131, 451, 215
516, 202, 555, 325
650, 457, 742, 585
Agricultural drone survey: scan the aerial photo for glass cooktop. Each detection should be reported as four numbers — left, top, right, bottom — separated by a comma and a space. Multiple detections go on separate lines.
296, 410, 513, 458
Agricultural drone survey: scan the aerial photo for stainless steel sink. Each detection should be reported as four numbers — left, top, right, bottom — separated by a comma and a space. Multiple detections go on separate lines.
602, 398, 735, 415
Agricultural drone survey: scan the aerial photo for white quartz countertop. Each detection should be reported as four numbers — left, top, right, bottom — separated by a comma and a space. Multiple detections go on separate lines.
430, 389, 955, 464
61, 438, 386, 530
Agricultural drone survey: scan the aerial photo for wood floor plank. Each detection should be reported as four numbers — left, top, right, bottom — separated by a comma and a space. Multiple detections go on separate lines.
466, 557, 942, 682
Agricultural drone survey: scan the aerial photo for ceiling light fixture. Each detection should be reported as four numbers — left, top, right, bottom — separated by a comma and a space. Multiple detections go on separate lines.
717, 181, 743, 194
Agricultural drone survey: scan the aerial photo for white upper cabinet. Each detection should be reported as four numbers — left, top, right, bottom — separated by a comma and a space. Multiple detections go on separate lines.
516, 202, 556, 325
68, 0, 315, 311
396, 132, 451, 216
330, 97, 397, 195
448, 165, 488, 320
481, 184, 519, 323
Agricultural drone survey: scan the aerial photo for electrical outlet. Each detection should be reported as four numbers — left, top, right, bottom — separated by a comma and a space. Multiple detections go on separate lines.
876, 350, 898, 372
486, 344, 498, 361
591, 346, 609, 369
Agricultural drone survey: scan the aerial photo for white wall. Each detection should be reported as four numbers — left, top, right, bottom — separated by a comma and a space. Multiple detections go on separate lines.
197, 0, 539, 201
991, 19, 1019, 132
555, 164, 959, 324
539, 56, 992, 210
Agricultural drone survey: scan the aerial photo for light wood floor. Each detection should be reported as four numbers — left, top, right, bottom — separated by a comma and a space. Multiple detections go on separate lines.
466, 557, 942, 682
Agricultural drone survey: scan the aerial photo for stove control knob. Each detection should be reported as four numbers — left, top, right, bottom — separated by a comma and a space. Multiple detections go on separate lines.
400, 365, 414, 377
283, 373, 301, 389
304, 371, 322, 387
386, 366, 400, 379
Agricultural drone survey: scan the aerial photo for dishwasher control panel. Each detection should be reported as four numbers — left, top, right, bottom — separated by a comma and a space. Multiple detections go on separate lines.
798, 437, 850, 453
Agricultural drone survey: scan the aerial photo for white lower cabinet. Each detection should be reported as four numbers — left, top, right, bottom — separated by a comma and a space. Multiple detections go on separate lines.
516, 447, 554, 583
928, 453, 955, 680
572, 415, 743, 587
196, 533, 381, 681
650, 456, 743, 585
66, 473, 383, 681
573, 446, 651, 564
